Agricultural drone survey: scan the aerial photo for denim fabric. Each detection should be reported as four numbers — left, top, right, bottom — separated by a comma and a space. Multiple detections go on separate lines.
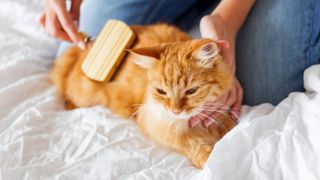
56, 0, 197, 55
57, 0, 320, 106
236, 0, 320, 105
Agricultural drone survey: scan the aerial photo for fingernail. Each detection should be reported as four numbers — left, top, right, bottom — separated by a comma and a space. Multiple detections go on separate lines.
77, 41, 85, 50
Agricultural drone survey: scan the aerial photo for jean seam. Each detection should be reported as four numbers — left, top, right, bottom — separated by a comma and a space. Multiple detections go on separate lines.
305, 0, 314, 68
135, 2, 154, 24
136, 1, 163, 24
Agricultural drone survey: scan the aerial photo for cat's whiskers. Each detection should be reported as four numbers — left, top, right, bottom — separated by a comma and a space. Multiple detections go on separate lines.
130, 103, 152, 119
202, 105, 235, 118
200, 108, 238, 126
204, 102, 241, 111
132, 103, 171, 120
201, 105, 236, 117
194, 111, 228, 131
204, 102, 242, 110
203, 102, 234, 110
198, 103, 239, 125
202, 102, 240, 121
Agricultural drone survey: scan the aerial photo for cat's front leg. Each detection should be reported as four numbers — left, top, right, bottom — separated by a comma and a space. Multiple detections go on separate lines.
187, 143, 213, 168
180, 131, 216, 168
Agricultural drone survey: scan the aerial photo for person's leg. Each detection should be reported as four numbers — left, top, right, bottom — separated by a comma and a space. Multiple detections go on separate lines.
57, 0, 197, 56
236, 0, 320, 106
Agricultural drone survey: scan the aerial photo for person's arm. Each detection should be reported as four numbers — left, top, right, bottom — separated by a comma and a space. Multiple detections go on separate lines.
212, 0, 255, 36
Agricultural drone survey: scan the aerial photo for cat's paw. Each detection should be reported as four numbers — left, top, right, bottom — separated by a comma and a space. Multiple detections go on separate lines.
64, 100, 76, 109
191, 144, 212, 168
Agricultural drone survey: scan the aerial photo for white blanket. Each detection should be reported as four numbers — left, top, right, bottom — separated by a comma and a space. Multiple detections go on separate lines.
1, 0, 319, 179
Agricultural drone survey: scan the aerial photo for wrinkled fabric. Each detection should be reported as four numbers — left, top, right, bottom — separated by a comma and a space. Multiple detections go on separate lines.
0, 0, 320, 180
193, 65, 320, 180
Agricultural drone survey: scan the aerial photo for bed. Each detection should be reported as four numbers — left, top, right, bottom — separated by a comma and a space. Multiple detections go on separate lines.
1, 0, 320, 179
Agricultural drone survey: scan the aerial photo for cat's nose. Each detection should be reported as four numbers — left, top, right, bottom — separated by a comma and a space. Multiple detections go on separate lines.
172, 110, 182, 115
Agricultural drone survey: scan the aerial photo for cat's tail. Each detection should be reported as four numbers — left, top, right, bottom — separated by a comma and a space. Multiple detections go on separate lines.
50, 46, 81, 95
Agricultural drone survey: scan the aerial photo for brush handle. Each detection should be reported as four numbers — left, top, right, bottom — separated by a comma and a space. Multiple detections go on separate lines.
81, 20, 135, 82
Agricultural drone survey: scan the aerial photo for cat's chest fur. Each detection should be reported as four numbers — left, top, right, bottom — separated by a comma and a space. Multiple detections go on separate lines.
136, 94, 198, 145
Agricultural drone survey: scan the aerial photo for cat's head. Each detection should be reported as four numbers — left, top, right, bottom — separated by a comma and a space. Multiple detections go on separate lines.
129, 39, 233, 119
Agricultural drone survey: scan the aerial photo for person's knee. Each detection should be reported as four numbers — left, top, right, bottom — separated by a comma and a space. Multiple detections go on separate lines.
235, 0, 317, 105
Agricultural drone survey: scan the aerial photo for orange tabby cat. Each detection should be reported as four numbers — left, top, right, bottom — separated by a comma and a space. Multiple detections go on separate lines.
50, 24, 235, 168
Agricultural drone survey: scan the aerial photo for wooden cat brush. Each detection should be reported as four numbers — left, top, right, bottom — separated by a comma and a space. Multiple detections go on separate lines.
81, 20, 135, 82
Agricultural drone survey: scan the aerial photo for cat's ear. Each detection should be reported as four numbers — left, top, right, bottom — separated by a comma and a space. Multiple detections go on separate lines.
192, 40, 221, 68
128, 46, 163, 69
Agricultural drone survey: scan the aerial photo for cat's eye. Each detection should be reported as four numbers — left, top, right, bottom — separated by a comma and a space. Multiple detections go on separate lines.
156, 88, 167, 95
185, 87, 199, 95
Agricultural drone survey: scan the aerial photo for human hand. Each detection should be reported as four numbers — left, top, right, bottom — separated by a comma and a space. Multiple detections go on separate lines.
39, 0, 84, 48
200, 14, 236, 73
190, 14, 243, 127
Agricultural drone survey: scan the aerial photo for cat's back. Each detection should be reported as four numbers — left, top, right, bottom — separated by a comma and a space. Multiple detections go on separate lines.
131, 24, 191, 48
113, 24, 191, 80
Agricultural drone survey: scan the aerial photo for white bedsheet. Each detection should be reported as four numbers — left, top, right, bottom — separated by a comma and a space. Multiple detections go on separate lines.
0, 0, 319, 179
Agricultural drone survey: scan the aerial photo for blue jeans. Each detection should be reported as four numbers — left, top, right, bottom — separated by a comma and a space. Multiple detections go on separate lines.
57, 0, 198, 55
57, 0, 320, 106
236, 0, 320, 105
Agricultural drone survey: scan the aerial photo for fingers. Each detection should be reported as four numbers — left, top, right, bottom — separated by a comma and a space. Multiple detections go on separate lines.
200, 92, 227, 127
201, 79, 243, 126
188, 116, 203, 128
52, 1, 82, 43
40, 0, 84, 46
45, 8, 72, 42
202, 111, 220, 127
40, 13, 71, 42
